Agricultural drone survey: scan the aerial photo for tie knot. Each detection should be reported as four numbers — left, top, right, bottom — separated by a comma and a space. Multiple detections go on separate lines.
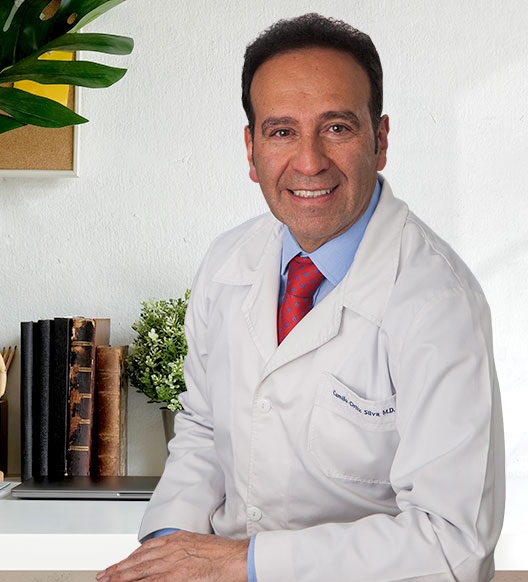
285, 256, 325, 299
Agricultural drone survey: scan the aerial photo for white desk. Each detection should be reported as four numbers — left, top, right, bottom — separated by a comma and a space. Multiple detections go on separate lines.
0, 481, 146, 570
1, 478, 526, 572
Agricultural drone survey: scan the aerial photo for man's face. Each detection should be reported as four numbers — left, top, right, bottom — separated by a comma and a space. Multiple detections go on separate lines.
244, 47, 389, 253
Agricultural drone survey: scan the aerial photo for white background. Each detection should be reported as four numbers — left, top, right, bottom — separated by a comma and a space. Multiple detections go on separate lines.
0, 0, 526, 567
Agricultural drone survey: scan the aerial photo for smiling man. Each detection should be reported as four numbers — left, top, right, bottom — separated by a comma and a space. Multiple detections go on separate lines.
98, 14, 504, 582
244, 47, 388, 254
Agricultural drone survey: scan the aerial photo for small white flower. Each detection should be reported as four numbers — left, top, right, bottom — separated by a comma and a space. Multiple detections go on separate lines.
148, 328, 159, 341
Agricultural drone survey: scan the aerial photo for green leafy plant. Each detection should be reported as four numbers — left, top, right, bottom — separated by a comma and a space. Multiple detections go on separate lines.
127, 292, 190, 412
0, 0, 133, 134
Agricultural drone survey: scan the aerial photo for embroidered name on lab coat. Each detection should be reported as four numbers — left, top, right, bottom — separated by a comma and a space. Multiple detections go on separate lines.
332, 389, 395, 417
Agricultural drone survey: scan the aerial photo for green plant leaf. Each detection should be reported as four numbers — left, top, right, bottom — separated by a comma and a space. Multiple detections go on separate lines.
127, 293, 190, 411
0, 86, 88, 128
0, 1, 49, 71
39, 32, 134, 56
0, 60, 127, 88
0, 0, 131, 135
64, 0, 129, 33
0, 0, 129, 71
0, 114, 26, 135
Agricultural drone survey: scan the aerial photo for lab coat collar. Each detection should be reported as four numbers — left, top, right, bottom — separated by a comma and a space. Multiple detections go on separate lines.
212, 177, 408, 369
340, 177, 408, 326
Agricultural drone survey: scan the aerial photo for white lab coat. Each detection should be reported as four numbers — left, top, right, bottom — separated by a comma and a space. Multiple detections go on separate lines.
139, 178, 505, 582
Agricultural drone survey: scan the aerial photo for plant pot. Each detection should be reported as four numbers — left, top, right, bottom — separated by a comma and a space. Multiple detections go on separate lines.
161, 408, 176, 445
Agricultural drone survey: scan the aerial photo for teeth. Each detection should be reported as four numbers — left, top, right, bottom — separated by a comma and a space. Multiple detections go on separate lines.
290, 188, 333, 198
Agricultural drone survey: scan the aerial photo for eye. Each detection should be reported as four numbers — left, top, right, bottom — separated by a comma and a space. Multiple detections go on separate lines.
328, 124, 348, 134
270, 128, 291, 138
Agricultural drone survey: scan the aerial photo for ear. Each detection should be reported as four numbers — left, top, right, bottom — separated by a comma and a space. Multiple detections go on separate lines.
375, 115, 390, 172
244, 126, 259, 183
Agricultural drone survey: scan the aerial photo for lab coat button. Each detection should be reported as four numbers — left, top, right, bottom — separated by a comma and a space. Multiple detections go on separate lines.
256, 399, 272, 413
248, 506, 263, 521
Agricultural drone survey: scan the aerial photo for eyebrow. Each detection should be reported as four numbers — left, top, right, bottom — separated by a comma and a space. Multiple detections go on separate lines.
260, 110, 361, 135
261, 116, 297, 135
320, 110, 361, 130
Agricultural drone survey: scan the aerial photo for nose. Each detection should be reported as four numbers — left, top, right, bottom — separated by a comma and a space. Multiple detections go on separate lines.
289, 134, 330, 176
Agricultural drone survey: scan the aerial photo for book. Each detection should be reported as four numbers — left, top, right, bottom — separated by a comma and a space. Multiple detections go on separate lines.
66, 318, 110, 476
48, 318, 73, 478
33, 319, 52, 477
20, 321, 36, 481
92, 345, 128, 476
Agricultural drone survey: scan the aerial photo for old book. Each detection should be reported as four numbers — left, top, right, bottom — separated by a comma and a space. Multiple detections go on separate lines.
33, 319, 52, 477
66, 318, 110, 476
48, 317, 73, 478
93, 346, 128, 476
20, 321, 36, 481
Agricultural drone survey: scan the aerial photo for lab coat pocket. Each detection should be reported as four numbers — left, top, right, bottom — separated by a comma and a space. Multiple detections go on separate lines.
308, 373, 398, 484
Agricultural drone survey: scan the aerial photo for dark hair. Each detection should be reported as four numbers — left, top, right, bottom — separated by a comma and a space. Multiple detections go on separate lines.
242, 13, 383, 141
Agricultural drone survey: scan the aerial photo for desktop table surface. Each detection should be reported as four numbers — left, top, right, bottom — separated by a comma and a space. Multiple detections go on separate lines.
0, 480, 146, 570
1, 480, 526, 576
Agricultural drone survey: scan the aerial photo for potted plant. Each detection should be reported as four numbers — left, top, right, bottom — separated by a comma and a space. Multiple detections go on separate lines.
0, 0, 133, 135
127, 291, 190, 443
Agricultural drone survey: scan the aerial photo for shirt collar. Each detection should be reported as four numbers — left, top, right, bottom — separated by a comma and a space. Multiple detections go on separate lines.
281, 178, 382, 286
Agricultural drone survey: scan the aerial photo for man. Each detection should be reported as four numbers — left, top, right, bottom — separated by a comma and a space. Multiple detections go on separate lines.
98, 13, 504, 582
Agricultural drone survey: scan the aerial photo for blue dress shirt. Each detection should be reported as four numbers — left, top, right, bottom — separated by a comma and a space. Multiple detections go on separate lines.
143, 178, 382, 582
279, 178, 381, 306
141, 527, 180, 542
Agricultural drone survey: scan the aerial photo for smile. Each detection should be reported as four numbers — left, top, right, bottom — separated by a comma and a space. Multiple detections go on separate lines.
288, 186, 336, 199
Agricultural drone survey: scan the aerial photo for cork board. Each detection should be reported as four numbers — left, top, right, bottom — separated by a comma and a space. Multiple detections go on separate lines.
0, 83, 78, 176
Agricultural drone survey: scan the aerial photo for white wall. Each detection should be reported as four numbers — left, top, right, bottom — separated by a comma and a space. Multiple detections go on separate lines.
1, 0, 526, 567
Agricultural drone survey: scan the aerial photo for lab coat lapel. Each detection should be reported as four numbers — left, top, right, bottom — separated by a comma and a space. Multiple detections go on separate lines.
213, 215, 283, 365
261, 281, 345, 379
240, 240, 282, 364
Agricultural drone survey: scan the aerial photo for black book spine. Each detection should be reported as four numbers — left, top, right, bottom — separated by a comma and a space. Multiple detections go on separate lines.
48, 318, 72, 478
20, 321, 35, 481
34, 319, 51, 477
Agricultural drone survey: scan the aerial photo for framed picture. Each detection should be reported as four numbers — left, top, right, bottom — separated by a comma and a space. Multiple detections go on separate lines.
0, 72, 80, 178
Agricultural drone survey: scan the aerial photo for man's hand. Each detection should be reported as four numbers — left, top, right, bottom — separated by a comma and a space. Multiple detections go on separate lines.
96, 530, 250, 582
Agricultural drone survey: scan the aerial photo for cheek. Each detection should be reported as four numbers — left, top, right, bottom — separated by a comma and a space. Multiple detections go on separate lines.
341, 153, 377, 185
255, 149, 288, 182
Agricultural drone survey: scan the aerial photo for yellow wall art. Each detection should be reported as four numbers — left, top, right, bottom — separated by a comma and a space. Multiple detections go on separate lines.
13, 50, 73, 107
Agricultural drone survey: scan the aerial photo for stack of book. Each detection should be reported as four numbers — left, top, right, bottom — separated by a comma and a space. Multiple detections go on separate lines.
20, 317, 128, 481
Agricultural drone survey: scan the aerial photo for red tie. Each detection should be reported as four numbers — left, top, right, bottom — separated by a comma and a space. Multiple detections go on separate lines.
278, 256, 325, 344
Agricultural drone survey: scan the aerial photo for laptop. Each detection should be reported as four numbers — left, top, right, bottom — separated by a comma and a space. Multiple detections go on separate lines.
10, 475, 160, 500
